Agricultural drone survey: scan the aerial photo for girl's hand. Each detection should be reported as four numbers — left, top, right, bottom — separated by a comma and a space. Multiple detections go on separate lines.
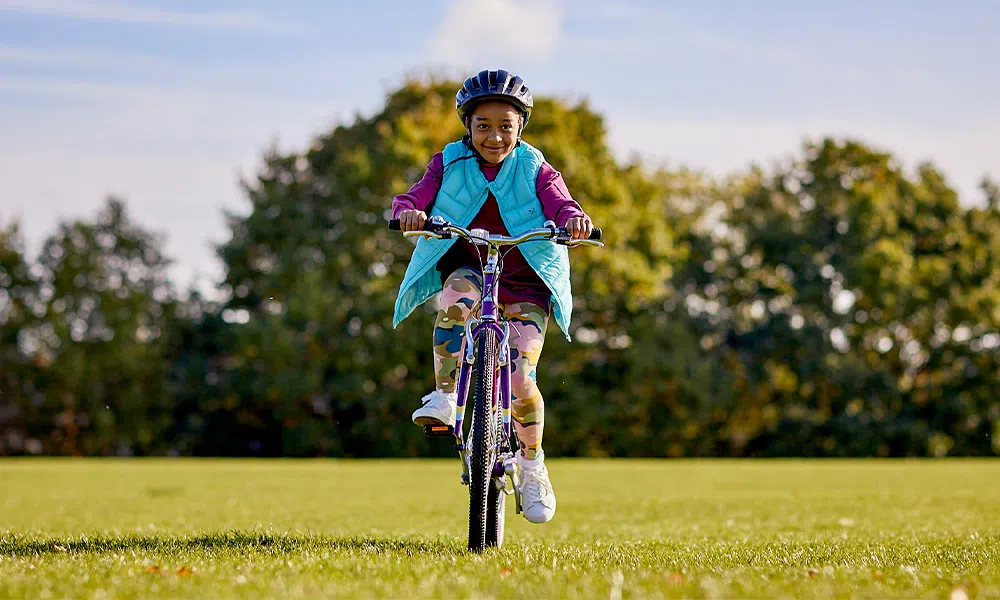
398, 210, 428, 232
565, 216, 593, 240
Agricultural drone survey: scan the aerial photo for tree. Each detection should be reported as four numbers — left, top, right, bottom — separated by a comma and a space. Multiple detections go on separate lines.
700, 138, 1000, 456
213, 76, 699, 457
9, 76, 991, 459
0, 219, 40, 454
212, 77, 999, 458
17, 198, 177, 455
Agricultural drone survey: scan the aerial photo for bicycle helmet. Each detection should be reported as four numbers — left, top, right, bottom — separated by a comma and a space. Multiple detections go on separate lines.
455, 69, 533, 128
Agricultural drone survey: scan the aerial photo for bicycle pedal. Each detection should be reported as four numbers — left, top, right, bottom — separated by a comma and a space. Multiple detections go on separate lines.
422, 424, 455, 438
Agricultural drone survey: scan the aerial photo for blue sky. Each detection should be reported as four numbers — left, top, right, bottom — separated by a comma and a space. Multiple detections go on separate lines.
2, 0, 997, 292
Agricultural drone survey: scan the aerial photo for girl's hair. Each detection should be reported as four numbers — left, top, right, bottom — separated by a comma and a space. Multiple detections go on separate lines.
443, 141, 482, 171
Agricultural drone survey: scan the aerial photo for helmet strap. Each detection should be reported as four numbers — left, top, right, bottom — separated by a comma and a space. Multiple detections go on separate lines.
461, 135, 489, 164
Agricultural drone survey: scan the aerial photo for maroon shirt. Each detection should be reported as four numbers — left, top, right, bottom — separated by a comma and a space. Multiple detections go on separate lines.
392, 151, 588, 312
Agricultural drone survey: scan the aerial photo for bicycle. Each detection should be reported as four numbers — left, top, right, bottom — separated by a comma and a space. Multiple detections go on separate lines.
389, 215, 603, 552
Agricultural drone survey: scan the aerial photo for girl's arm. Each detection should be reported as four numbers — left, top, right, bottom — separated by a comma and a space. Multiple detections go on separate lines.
536, 162, 589, 227
391, 153, 445, 219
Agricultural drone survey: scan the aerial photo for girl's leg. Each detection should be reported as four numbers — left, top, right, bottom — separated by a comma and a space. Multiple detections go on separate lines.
433, 267, 482, 393
502, 301, 549, 460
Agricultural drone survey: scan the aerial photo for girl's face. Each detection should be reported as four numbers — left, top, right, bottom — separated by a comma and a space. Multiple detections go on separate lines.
467, 101, 523, 165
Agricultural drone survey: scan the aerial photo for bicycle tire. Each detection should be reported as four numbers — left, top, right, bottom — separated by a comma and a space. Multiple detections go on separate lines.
485, 480, 505, 548
468, 326, 499, 552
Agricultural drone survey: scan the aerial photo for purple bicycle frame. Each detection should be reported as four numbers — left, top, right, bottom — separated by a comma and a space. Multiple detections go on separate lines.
453, 247, 512, 456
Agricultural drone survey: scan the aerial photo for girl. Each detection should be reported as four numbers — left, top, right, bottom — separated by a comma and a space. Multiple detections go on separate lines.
391, 69, 594, 524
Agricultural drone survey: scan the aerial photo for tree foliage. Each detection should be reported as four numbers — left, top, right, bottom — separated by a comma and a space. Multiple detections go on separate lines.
2, 78, 997, 457
1, 199, 176, 455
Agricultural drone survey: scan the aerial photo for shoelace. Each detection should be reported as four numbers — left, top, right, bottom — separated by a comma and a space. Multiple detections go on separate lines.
421, 393, 448, 406
521, 467, 550, 500
524, 477, 542, 499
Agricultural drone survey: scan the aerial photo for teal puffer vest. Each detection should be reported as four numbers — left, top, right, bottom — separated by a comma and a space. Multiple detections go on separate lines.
392, 140, 574, 340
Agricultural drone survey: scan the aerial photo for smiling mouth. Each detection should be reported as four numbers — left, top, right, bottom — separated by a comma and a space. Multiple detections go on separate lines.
483, 146, 504, 152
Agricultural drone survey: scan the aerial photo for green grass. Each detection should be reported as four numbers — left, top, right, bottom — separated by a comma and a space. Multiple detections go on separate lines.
1, 458, 998, 599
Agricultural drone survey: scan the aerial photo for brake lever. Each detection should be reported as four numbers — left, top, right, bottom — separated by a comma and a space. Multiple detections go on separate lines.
402, 230, 452, 240
561, 238, 605, 248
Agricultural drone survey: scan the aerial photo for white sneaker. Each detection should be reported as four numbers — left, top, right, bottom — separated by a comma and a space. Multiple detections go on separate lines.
411, 390, 457, 427
518, 452, 556, 524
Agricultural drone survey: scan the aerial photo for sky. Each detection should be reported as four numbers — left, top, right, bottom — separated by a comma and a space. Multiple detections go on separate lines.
1, 0, 997, 293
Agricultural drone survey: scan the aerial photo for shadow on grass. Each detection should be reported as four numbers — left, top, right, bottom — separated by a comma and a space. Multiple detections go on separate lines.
0, 532, 462, 558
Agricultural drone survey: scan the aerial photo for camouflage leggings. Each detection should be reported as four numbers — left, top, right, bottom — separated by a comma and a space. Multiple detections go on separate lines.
434, 267, 548, 460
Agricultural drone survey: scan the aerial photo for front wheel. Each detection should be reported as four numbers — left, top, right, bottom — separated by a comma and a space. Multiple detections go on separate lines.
485, 471, 506, 548
467, 326, 499, 552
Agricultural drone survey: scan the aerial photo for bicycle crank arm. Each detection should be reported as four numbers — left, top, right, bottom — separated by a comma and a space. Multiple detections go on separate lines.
504, 460, 522, 514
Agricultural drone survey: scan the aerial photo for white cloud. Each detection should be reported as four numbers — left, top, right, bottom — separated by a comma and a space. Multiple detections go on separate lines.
607, 117, 999, 205
0, 46, 412, 103
0, 0, 294, 32
0, 46, 181, 71
0, 75, 336, 110
429, 0, 562, 65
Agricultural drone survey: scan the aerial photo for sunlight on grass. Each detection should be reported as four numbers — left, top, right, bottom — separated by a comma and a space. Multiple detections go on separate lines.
1, 458, 998, 598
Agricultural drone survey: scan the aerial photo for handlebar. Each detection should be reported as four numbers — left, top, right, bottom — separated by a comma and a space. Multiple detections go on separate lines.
388, 216, 603, 247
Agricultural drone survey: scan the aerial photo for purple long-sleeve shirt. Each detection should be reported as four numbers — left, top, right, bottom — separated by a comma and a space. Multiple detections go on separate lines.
392, 151, 588, 311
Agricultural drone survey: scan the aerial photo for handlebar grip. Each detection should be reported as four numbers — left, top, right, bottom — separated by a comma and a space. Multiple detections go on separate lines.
589, 227, 602, 241
388, 219, 401, 231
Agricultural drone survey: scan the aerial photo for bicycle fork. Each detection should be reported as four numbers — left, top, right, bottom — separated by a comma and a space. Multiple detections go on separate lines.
453, 320, 522, 513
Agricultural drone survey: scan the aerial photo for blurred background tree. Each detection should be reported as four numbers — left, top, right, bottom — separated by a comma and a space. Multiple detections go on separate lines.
2, 198, 176, 455
0, 220, 39, 454
2, 77, 997, 458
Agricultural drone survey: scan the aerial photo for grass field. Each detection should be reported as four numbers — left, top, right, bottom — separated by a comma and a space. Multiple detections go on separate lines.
1, 458, 998, 599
